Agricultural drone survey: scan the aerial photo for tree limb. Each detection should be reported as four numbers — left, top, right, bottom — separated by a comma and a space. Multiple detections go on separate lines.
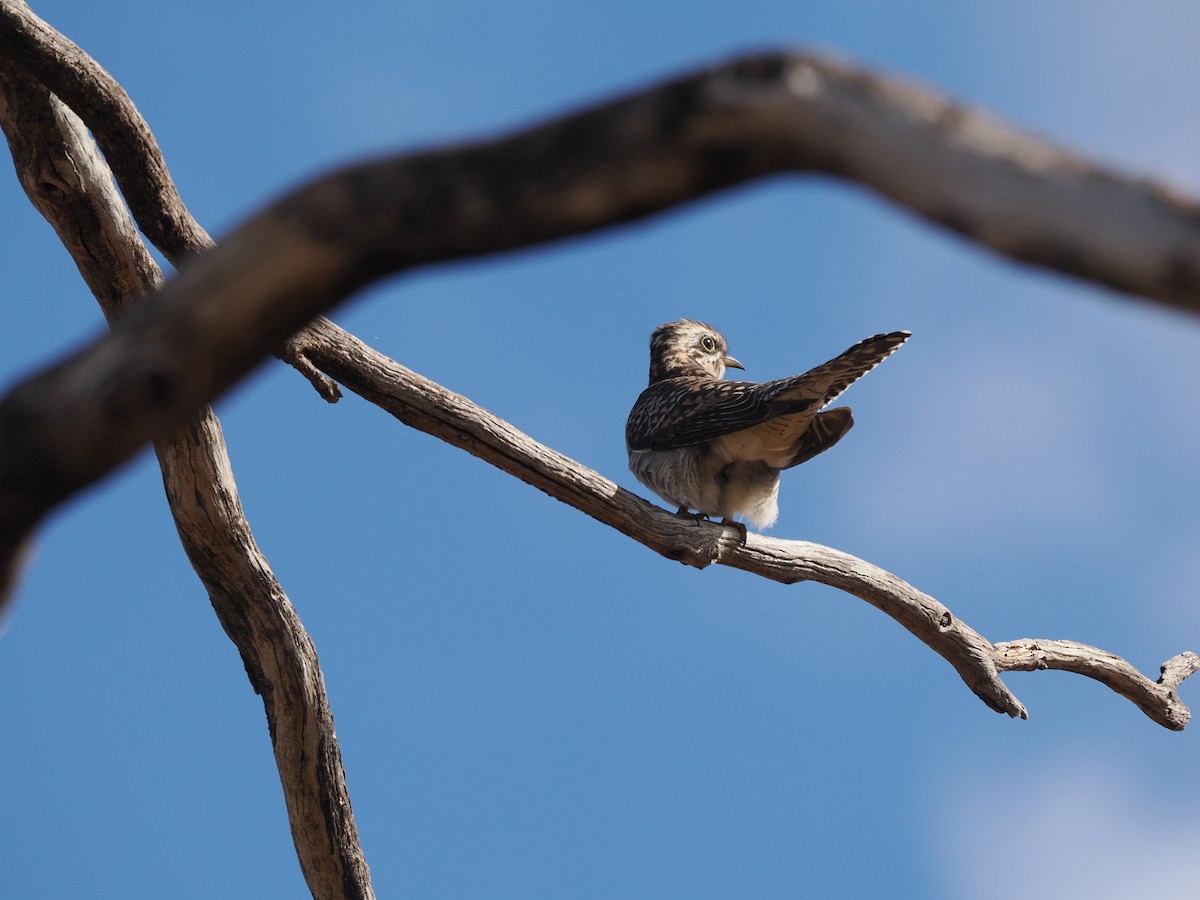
0, 0, 212, 259
994, 640, 1199, 729
4, 1, 1200, 314
0, 59, 374, 900
286, 317, 1198, 730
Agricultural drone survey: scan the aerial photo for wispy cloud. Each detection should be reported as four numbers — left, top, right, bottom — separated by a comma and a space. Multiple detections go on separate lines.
935, 752, 1200, 898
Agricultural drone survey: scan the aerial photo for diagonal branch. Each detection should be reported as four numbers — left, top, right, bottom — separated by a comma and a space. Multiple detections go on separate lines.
0, 60, 373, 900
285, 317, 1198, 730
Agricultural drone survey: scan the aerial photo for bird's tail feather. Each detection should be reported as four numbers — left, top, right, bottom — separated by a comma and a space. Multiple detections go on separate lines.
775, 331, 910, 407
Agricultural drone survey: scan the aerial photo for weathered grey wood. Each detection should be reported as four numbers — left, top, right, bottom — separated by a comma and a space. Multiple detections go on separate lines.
0, 0, 211, 259
0, 21, 1196, 900
0, 59, 374, 900
994, 641, 1198, 730
288, 318, 1197, 729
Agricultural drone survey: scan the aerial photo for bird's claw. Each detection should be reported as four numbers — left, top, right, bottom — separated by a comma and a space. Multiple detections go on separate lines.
671, 507, 748, 543
674, 506, 709, 524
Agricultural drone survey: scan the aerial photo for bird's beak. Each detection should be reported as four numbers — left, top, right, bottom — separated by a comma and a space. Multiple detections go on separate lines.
723, 355, 744, 371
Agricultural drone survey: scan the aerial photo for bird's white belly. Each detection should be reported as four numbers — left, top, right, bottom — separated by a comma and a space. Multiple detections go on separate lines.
629, 446, 781, 529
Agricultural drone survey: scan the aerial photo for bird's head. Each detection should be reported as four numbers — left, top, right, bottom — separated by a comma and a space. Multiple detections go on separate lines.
647, 319, 744, 382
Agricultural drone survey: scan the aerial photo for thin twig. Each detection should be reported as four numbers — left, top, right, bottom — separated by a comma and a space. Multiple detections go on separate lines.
994, 641, 1197, 730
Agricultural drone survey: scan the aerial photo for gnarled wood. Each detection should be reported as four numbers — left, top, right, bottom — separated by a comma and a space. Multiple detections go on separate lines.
4, 1, 1200, 311
0, 0, 212, 259
0, 57, 373, 900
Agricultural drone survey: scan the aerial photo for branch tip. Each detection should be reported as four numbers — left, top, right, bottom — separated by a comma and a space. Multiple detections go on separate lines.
1159, 651, 1200, 689
280, 324, 343, 403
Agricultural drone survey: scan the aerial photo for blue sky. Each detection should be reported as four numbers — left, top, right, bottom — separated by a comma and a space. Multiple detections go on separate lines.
3, 2, 1200, 898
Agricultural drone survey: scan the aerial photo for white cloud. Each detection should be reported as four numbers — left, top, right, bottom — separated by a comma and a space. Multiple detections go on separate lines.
934, 753, 1200, 899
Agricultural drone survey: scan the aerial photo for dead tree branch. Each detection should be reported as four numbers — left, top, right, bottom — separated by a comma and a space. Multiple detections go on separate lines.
5, 1, 1200, 312
0, 58, 373, 900
286, 318, 1198, 729
994, 640, 1199, 728
0, 0, 211, 259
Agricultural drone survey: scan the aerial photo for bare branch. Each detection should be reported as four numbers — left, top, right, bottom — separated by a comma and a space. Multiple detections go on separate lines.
4, 2, 1200, 312
287, 316, 1197, 729
282, 330, 344, 403
0, 0, 212, 260
1160, 651, 1200, 689
994, 641, 1197, 730
0, 61, 374, 900
2, 8, 1193, 900
1, 18, 1199, 574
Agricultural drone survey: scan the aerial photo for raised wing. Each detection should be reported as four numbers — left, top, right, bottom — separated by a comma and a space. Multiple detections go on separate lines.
626, 331, 910, 453
762, 331, 911, 407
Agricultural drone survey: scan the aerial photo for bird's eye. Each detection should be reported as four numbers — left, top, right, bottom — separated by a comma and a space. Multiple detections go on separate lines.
700, 336, 717, 353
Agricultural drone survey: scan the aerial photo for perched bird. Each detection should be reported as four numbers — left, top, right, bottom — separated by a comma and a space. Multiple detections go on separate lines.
626, 320, 909, 530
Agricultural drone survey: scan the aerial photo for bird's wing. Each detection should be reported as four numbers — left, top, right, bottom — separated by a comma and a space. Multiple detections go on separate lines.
626, 331, 910, 454
705, 332, 908, 466
764, 331, 911, 407
625, 378, 814, 452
